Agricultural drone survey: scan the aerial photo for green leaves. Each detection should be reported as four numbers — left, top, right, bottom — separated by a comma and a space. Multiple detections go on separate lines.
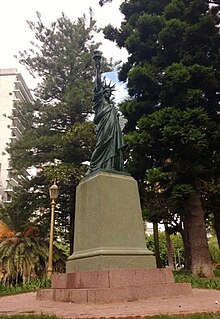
19, 13, 98, 102
110, 0, 220, 232
160, 63, 218, 109
0, 229, 66, 280
171, 184, 195, 201
159, 19, 188, 61
146, 232, 184, 266
161, 63, 191, 93
6, 11, 105, 251
163, 0, 185, 20
128, 64, 158, 98
0, 235, 44, 279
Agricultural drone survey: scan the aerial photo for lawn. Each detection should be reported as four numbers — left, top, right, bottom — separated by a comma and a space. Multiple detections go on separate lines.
0, 313, 220, 319
173, 270, 220, 290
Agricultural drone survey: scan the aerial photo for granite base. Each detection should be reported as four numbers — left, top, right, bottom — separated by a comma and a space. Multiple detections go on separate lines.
37, 268, 192, 303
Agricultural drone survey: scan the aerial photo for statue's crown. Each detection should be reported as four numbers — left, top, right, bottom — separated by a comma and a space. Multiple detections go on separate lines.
102, 77, 115, 94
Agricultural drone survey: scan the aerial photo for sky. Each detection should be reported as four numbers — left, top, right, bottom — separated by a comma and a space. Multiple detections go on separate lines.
1, 0, 128, 102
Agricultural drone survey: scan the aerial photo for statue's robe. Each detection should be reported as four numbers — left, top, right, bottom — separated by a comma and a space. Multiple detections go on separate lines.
89, 86, 124, 173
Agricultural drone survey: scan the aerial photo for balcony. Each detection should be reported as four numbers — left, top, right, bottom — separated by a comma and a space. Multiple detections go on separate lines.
13, 89, 26, 102
10, 125, 22, 139
10, 135, 18, 143
12, 106, 19, 117
11, 116, 24, 133
5, 187, 13, 193
14, 78, 33, 102
6, 177, 19, 187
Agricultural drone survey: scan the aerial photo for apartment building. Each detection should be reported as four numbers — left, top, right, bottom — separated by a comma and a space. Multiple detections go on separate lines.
0, 68, 33, 204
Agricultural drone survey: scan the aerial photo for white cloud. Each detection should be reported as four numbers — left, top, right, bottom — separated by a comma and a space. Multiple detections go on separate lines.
114, 81, 129, 103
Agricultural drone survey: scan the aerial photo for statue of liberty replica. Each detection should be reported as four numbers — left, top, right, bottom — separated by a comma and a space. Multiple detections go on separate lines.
66, 50, 155, 274
89, 51, 124, 173
37, 50, 192, 304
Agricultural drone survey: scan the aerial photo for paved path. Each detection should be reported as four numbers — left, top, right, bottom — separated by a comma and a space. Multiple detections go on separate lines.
0, 289, 220, 318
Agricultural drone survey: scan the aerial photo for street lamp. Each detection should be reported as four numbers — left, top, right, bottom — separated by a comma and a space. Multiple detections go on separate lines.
47, 182, 59, 279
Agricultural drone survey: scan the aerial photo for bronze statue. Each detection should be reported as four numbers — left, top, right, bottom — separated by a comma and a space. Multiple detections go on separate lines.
88, 51, 124, 174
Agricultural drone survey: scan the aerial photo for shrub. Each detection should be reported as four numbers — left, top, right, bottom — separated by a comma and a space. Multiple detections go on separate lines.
174, 271, 220, 289
0, 278, 51, 297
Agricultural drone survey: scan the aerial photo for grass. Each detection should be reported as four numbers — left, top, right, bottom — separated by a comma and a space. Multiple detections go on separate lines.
143, 314, 220, 318
0, 316, 57, 319
214, 268, 220, 277
173, 271, 220, 290
1, 270, 220, 297
0, 314, 220, 319
0, 278, 50, 297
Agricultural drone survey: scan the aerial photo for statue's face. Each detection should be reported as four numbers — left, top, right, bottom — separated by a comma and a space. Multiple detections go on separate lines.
104, 89, 111, 99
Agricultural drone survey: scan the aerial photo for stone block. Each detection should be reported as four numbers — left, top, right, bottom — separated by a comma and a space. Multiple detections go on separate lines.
52, 268, 175, 290
52, 270, 109, 289
67, 172, 155, 272
108, 268, 174, 287
37, 282, 192, 303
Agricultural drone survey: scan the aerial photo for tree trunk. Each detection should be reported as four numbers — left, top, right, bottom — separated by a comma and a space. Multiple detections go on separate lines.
181, 219, 192, 270
184, 192, 213, 278
153, 222, 162, 268
164, 223, 174, 269
213, 209, 220, 248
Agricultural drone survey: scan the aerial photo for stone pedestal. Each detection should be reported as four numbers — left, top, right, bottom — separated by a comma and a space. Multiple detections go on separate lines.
66, 171, 155, 272
37, 268, 192, 303
37, 171, 192, 303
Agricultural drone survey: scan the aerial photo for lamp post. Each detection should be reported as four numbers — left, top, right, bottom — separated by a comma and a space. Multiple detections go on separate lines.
47, 182, 59, 279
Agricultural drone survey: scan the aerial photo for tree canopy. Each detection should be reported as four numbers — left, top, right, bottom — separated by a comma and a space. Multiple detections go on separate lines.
1, 11, 104, 254
103, 0, 220, 277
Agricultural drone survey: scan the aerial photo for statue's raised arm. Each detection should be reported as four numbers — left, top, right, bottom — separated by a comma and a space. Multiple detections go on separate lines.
93, 51, 102, 92
88, 51, 125, 174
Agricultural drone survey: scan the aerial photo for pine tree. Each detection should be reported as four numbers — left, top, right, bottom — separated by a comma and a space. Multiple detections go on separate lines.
5, 11, 104, 254
104, 0, 220, 277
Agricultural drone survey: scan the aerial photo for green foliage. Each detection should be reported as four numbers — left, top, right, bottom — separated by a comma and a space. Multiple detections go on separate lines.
108, 0, 220, 188
143, 314, 220, 319
2, 315, 218, 319
104, 0, 220, 275
209, 236, 220, 264
5, 11, 106, 251
174, 271, 220, 290
0, 278, 51, 297
214, 269, 220, 277
18, 12, 98, 103
146, 231, 184, 267
0, 185, 41, 232
4, 312, 220, 319
171, 184, 195, 202
0, 236, 47, 280
0, 315, 219, 319
0, 226, 67, 281
127, 64, 158, 98
0, 317, 56, 319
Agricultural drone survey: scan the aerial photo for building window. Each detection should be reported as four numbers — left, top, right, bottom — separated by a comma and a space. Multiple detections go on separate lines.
6, 194, 12, 202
